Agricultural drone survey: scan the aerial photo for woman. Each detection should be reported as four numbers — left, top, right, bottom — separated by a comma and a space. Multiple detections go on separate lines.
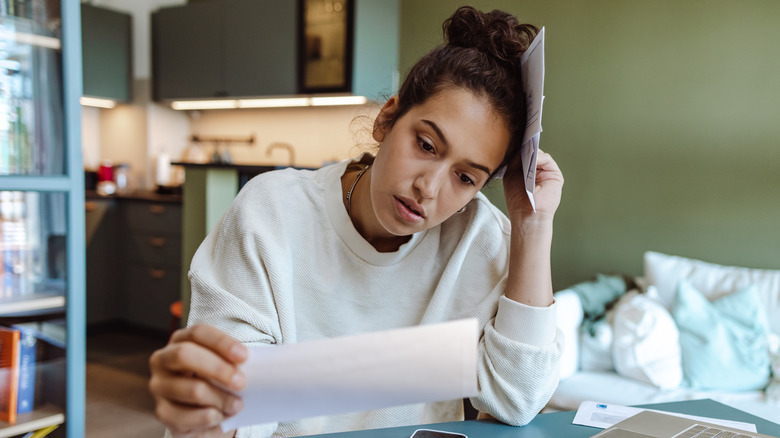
149, 6, 564, 438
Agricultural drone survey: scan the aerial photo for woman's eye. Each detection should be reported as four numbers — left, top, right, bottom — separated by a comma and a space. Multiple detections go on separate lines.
459, 174, 475, 186
416, 137, 435, 153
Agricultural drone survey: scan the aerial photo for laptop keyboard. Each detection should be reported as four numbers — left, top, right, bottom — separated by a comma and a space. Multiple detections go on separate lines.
673, 424, 755, 438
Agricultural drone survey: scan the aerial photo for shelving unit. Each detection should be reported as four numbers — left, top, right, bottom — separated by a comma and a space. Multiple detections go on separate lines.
0, 1, 84, 437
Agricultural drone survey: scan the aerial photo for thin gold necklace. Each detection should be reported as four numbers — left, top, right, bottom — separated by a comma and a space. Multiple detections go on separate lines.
346, 164, 370, 216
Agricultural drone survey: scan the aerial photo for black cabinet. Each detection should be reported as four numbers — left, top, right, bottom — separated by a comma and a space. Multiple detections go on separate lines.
152, 0, 298, 100
81, 4, 132, 102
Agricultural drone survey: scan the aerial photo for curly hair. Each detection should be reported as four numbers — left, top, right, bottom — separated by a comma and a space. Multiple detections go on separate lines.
379, 6, 539, 180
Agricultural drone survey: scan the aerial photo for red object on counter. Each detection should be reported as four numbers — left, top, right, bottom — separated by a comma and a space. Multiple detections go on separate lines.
98, 162, 114, 182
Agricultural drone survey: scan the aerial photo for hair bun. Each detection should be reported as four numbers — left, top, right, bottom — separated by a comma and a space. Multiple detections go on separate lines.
444, 6, 538, 68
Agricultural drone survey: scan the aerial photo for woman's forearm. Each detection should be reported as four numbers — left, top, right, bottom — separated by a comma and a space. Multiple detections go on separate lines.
504, 217, 554, 307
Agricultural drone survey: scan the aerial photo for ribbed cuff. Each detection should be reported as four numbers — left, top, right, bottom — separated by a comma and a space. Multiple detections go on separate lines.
494, 295, 557, 346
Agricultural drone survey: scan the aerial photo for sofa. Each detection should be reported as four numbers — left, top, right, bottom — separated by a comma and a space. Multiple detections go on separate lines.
547, 251, 780, 425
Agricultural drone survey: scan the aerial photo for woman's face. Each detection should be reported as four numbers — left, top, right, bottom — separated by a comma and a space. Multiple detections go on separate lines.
368, 88, 510, 239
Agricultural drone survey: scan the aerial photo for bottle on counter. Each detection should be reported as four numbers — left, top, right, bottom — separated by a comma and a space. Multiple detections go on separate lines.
96, 160, 117, 196
156, 151, 171, 187
114, 163, 131, 194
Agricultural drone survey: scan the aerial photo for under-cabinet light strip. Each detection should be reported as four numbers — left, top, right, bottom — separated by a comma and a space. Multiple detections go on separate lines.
238, 98, 309, 108
311, 96, 367, 106
171, 100, 237, 110
80, 97, 117, 109
170, 95, 369, 110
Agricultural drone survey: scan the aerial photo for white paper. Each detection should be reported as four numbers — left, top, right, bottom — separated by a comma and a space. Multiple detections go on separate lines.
518, 26, 545, 212
221, 319, 479, 431
572, 400, 758, 432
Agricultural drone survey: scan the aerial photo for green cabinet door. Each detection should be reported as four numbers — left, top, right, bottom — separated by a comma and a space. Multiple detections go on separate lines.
81, 4, 132, 101
224, 0, 297, 97
152, 1, 224, 99
153, 0, 297, 100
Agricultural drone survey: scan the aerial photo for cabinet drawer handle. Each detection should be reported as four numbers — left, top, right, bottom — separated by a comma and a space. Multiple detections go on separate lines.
148, 237, 167, 247
148, 204, 166, 214
149, 269, 166, 279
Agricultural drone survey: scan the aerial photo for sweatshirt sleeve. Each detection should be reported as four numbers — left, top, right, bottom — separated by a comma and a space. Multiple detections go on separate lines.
185, 182, 289, 438
469, 296, 564, 426
186, 175, 293, 346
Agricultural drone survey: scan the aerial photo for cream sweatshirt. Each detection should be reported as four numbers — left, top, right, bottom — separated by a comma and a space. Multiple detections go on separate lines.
186, 158, 563, 437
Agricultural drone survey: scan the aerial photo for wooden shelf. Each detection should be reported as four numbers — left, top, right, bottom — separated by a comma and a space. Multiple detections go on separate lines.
0, 405, 64, 438
0, 293, 65, 316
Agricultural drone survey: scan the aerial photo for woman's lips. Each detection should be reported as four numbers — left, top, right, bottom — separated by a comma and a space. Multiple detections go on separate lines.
394, 196, 425, 222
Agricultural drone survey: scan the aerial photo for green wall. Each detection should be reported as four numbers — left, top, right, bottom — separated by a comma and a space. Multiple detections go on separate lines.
400, 0, 780, 290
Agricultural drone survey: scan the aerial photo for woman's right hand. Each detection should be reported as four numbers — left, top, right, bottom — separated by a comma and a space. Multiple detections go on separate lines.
149, 324, 249, 437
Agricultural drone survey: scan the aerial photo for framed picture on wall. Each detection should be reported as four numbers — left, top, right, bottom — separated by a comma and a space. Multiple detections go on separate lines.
298, 0, 354, 93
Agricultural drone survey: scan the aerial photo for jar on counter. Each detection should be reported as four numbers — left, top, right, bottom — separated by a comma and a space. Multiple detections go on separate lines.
114, 163, 131, 193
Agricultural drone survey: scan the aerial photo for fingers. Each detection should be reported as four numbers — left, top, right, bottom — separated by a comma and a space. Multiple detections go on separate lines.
534, 149, 564, 185
154, 396, 238, 437
534, 149, 557, 170
149, 325, 248, 436
149, 325, 247, 397
171, 324, 249, 365
149, 371, 244, 415
153, 396, 224, 436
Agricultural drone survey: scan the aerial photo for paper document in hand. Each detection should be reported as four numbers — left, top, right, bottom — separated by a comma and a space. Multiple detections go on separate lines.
519, 26, 545, 212
221, 318, 479, 431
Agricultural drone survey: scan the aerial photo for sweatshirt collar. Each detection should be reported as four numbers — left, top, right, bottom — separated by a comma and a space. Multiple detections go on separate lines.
321, 156, 431, 266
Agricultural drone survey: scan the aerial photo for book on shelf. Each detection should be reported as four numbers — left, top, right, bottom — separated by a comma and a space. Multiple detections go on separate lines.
0, 321, 58, 424
11, 322, 36, 414
0, 190, 41, 299
0, 325, 19, 424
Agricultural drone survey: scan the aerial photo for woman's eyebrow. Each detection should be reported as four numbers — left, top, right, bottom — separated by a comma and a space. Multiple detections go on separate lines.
421, 119, 493, 176
422, 119, 449, 147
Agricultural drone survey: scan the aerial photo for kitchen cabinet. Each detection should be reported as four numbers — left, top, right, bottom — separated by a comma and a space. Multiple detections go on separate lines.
85, 198, 120, 326
81, 3, 132, 102
121, 199, 182, 332
152, 0, 298, 100
152, 0, 399, 102
0, 1, 84, 436
85, 193, 182, 334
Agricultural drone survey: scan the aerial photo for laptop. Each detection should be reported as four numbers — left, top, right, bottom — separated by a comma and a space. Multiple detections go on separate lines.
590, 410, 778, 438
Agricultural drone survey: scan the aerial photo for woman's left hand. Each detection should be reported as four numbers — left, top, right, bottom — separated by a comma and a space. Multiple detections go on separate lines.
502, 149, 564, 223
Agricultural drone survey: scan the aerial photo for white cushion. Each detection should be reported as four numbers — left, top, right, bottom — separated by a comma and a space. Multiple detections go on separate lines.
612, 288, 682, 389
580, 319, 614, 372
643, 251, 780, 335
769, 333, 780, 404
578, 290, 639, 373
554, 290, 584, 379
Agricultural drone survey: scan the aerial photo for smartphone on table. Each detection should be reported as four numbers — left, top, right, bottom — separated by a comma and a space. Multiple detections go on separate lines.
408, 429, 468, 438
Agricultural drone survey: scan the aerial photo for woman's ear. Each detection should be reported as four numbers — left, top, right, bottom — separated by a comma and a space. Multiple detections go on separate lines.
373, 95, 400, 143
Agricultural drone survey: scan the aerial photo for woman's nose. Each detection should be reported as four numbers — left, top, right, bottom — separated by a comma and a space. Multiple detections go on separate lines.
414, 166, 446, 199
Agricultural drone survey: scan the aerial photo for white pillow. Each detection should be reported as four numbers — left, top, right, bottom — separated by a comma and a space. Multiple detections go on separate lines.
612, 288, 683, 389
643, 251, 780, 336
579, 318, 614, 372
765, 333, 780, 403
554, 290, 584, 379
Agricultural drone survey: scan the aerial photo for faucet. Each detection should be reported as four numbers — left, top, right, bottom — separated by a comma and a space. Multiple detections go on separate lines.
265, 142, 295, 167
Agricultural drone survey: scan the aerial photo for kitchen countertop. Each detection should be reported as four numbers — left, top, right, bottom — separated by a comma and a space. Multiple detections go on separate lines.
172, 162, 317, 172
85, 189, 182, 204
